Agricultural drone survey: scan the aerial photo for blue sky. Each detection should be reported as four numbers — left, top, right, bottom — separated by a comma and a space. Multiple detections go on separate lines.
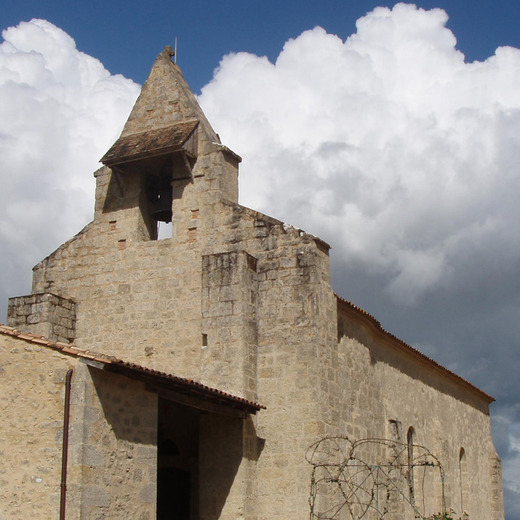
1, 1, 520, 518
2, 0, 520, 91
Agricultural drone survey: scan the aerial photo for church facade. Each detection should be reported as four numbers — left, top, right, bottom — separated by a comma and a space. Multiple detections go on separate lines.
0, 47, 504, 520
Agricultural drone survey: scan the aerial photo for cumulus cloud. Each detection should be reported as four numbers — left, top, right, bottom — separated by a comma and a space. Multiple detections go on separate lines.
0, 19, 139, 311
199, 3, 520, 305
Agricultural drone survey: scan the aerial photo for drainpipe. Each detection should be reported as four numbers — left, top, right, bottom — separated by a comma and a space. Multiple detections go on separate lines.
60, 368, 74, 520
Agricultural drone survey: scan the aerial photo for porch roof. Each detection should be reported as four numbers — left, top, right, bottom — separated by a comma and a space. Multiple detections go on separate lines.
0, 324, 265, 417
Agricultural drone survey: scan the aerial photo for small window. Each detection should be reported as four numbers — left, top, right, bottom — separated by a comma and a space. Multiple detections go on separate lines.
407, 427, 415, 504
459, 447, 468, 514
388, 419, 402, 440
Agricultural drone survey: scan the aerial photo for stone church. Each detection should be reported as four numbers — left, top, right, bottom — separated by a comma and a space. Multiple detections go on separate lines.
0, 47, 504, 520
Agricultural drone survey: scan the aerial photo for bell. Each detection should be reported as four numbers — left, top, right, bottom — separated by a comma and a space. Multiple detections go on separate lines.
146, 175, 173, 223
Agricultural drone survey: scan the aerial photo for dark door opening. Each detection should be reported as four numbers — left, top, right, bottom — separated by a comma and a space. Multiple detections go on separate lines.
157, 398, 200, 520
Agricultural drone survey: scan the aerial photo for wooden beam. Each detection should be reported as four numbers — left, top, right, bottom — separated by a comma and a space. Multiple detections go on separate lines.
146, 383, 247, 418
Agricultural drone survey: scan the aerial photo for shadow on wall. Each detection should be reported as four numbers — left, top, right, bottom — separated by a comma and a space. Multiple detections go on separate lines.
199, 413, 255, 520
337, 307, 491, 413
88, 366, 264, 520
88, 366, 158, 445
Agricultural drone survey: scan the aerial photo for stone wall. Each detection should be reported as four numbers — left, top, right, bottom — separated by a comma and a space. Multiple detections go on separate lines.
31, 158, 333, 386
7, 292, 76, 343
199, 414, 252, 520
201, 250, 258, 399
0, 332, 161, 520
329, 303, 503, 520
28, 170, 338, 520
67, 363, 158, 520
0, 333, 74, 519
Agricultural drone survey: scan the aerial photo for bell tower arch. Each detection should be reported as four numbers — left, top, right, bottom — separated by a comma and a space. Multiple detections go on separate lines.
96, 46, 240, 242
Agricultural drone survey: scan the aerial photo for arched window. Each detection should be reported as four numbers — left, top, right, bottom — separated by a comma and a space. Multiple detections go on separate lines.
459, 447, 467, 515
407, 427, 415, 504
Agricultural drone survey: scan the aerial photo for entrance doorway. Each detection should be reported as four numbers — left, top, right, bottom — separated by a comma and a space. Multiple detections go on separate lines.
157, 398, 200, 520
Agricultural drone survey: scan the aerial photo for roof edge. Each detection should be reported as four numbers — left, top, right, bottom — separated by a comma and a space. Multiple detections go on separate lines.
335, 295, 495, 404
0, 324, 265, 413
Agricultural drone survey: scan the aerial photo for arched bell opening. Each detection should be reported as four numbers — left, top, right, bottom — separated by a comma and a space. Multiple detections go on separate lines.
142, 152, 196, 239
146, 161, 174, 224
100, 119, 199, 241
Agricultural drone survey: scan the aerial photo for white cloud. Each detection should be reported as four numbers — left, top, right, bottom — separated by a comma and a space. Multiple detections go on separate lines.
0, 19, 139, 302
199, 3, 520, 306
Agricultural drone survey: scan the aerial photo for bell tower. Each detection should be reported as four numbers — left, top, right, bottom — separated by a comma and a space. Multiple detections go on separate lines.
96, 46, 240, 242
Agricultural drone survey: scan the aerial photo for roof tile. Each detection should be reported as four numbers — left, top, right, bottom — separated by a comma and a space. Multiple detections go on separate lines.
335, 294, 494, 403
0, 324, 265, 413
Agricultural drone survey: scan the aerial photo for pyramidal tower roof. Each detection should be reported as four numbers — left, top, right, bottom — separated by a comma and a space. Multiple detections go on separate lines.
101, 46, 220, 167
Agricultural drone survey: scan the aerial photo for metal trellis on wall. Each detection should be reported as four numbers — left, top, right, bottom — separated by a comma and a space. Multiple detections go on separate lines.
306, 436, 447, 520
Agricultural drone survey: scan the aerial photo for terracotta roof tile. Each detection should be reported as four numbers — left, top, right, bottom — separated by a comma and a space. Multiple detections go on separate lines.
335, 294, 494, 403
0, 324, 265, 413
